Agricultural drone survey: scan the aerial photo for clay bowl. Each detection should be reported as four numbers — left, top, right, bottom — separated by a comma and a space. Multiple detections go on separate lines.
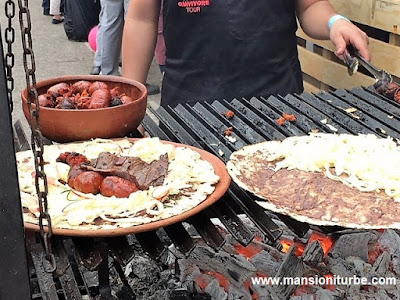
21, 75, 147, 143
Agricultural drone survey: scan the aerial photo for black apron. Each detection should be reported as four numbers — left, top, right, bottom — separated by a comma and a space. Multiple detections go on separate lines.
161, 0, 303, 107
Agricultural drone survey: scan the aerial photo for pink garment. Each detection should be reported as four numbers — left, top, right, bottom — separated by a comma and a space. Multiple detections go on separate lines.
155, 2, 166, 66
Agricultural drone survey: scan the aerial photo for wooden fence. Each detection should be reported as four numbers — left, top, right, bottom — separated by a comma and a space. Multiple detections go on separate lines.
298, 0, 400, 93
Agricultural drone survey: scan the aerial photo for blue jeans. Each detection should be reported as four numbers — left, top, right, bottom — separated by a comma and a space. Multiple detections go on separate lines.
42, 0, 50, 12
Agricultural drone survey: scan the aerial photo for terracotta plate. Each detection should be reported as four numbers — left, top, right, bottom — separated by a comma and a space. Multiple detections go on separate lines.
24, 139, 231, 237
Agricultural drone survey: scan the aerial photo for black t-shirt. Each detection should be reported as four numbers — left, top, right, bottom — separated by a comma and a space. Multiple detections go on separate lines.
161, 0, 303, 107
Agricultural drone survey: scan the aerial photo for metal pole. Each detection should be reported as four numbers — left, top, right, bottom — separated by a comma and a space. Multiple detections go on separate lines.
0, 25, 32, 299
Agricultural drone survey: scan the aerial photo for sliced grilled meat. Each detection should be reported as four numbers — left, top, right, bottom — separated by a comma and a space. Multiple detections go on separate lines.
83, 152, 169, 190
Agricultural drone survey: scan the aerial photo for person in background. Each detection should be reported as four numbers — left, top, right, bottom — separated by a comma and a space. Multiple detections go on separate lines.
122, 0, 370, 108
42, 0, 50, 15
90, 0, 130, 76
155, 0, 165, 75
91, 0, 160, 95
50, 0, 64, 24
90, 6, 104, 76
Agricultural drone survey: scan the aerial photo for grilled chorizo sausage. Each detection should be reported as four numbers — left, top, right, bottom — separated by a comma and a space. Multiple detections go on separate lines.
67, 165, 85, 189
38, 94, 55, 107
110, 87, 119, 98
57, 152, 88, 167
100, 176, 138, 198
88, 81, 109, 95
394, 89, 400, 103
71, 80, 91, 94
73, 171, 104, 194
120, 94, 135, 104
88, 89, 111, 109
47, 82, 70, 98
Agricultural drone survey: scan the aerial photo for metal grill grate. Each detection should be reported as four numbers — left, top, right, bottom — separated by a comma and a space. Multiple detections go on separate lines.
144, 87, 400, 160
142, 87, 400, 241
10, 87, 400, 299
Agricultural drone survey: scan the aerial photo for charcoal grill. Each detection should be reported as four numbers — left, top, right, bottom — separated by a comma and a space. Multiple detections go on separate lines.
141, 86, 400, 236
2, 1, 399, 298
4, 74, 400, 298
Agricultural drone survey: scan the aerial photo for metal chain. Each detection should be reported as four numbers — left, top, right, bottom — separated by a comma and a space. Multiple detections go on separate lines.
4, 0, 15, 112
16, 0, 56, 273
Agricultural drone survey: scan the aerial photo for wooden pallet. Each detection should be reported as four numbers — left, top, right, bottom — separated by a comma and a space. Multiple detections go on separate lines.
298, 0, 400, 93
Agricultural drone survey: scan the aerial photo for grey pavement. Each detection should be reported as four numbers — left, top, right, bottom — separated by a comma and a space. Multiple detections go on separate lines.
0, 0, 162, 139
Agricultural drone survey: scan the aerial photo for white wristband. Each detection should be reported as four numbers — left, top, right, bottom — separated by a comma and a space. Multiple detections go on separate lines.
328, 14, 351, 30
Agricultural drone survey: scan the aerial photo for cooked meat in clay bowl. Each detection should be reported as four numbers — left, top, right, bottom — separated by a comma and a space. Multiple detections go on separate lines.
21, 75, 147, 143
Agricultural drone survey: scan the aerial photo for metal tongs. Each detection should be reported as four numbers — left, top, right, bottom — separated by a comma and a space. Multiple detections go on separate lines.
343, 45, 392, 83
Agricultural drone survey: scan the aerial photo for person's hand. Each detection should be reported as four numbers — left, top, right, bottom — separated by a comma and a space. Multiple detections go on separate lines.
330, 19, 370, 61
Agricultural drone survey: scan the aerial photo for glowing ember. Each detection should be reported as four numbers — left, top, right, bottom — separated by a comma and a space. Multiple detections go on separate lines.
204, 271, 230, 292
293, 285, 315, 296
280, 238, 292, 253
234, 242, 263, 259
368, 243, 384, 265
280, 231, 336, 257
194, 274, 209, 290
244, 280, 258, 300
279, 237, 305, 256
308, 231, 335, 255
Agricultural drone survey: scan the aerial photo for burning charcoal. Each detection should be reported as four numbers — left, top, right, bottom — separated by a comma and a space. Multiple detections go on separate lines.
270, 245, 305, 300
346, 285, 364, 299
372, 251, 391, 277
378, 230, 400, 276
159, 248, 176, 267
177, 259, 202, 284
302, 241, 324, 267
291, 296, 314, 300
114, 285, 135, 300
325, 253, 355, 279
81, 270, 98, 289
376, 289, 395, 300
394, 284, 400, 298
72, 238, 103, 271
345, 256, 372, 278
315, 288, 344, 300
249, 285, 271, 299
148, 289, 207, 300
108, 236, 134, 266
204, 279, 227, 300
249, 250, 280, 276
229, 285, 253, 299
185, 246, 256, 288
330, 232, 375, 263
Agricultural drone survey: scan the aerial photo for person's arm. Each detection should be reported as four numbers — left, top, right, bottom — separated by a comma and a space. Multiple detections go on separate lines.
296, 0, 370, 60
122, 0, 161, 84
